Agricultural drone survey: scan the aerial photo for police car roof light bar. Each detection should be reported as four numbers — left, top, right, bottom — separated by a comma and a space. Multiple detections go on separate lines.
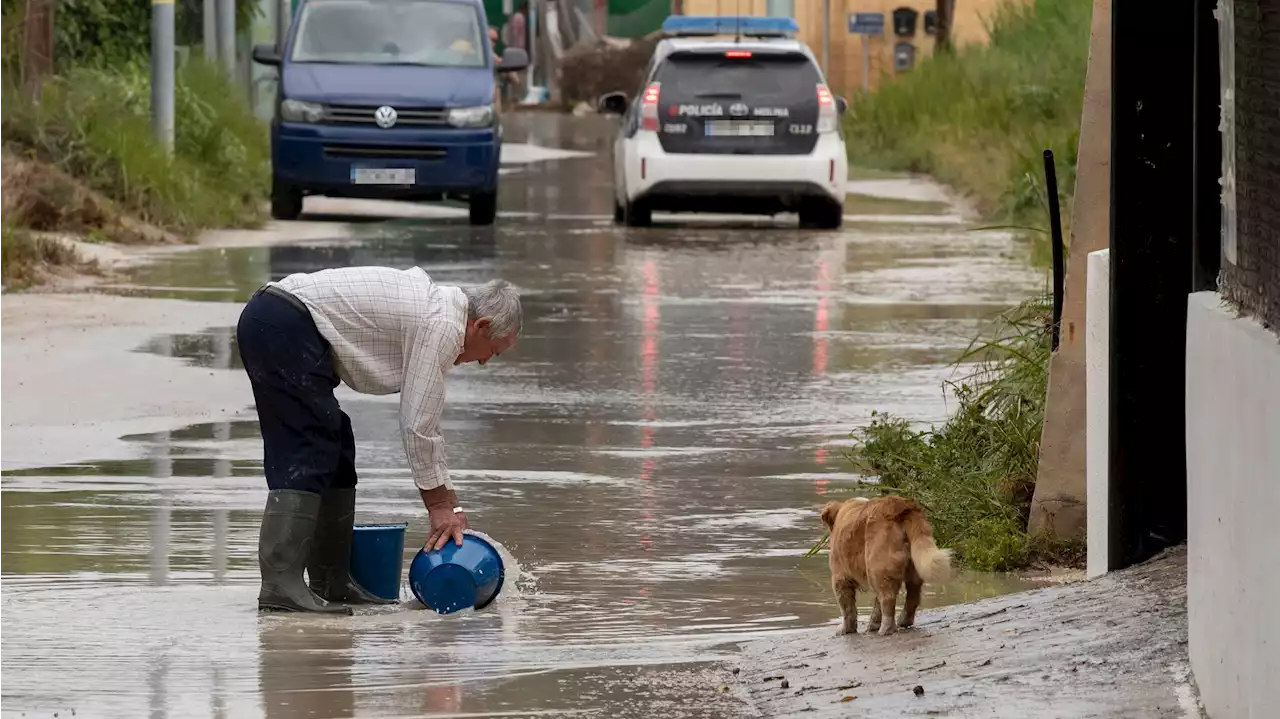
661, 16, 800, 39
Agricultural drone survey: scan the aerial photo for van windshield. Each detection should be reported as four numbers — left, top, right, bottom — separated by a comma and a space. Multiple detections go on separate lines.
290, 0, 487, 67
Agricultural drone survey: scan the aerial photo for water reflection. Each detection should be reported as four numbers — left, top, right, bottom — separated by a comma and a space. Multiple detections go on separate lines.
259, 618, 355, 719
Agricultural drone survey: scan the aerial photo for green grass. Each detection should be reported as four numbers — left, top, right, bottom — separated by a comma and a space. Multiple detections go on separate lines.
2, 58, 269, 239
809, 293, 1083, 571
843, 0, 1091, 229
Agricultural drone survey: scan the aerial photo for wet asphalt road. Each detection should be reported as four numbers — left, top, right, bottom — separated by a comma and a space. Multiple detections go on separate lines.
1, 114, 1047, 718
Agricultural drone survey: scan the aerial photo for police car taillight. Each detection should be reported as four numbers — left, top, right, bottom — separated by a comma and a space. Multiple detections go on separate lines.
641, 82, 661, 132
817, 84, 838, 134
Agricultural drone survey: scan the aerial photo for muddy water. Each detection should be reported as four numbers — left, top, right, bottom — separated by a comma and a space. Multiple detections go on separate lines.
1, 115, 1049, 718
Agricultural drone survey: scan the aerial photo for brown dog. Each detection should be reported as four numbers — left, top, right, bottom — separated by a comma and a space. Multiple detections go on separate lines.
820, 496, 953, 636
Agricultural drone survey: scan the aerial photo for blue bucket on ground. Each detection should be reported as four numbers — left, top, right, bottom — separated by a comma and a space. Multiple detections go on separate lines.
408, 533, 506, 614
349, 523, 409, 602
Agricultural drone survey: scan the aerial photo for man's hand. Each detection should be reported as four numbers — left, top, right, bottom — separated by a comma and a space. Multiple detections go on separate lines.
421, 486, 467, 551
426, 504, 466, 551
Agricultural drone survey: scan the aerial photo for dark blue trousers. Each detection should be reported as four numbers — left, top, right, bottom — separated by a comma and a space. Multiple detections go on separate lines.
236, 286, 357, 494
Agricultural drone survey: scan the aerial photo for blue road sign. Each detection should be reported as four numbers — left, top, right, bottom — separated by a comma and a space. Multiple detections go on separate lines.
848, 12, 885, 35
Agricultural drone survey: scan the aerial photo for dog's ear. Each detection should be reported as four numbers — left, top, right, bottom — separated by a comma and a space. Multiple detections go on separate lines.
820, 501, 843, 529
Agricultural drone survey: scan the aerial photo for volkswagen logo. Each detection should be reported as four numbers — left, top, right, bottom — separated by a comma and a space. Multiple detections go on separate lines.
374, 105, 398, 129
729, 102, 749, 117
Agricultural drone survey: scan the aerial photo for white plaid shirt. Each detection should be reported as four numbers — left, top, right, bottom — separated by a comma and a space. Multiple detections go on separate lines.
273, 266, 467, 491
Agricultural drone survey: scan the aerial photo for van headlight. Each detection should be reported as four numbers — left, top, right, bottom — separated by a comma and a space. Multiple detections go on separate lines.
447, 105, 494, 128
280, 99, 324, 123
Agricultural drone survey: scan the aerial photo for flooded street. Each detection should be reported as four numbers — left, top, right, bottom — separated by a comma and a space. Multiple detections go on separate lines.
2, 114, 1048, 718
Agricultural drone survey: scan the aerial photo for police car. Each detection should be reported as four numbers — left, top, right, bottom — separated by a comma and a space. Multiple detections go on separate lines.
598, 16, 849, 229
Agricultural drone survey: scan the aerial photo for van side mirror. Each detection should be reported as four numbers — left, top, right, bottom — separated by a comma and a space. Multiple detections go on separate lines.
252, 43, 281, 66
498, 48, 529, 72
598, 92, 628, 115
835, 96, 849, 115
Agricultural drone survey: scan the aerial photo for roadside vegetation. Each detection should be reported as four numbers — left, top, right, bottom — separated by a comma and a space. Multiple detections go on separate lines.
0, 225, 93, 290
843, 0, 1091, 229
0, 1, 269, 288
812, 293, 1083, 571
816, 0, 1093, 571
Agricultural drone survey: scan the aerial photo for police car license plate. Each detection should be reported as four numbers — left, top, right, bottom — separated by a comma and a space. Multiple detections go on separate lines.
350, 168, 416, 185
704, 120, 775, 138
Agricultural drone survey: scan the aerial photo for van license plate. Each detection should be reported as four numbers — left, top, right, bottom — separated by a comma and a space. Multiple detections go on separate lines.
351, 168, 416, 185
705, 120, 775, 138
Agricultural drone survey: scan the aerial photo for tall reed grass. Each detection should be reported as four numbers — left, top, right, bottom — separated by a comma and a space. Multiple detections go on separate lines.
844, 0, 1092, 227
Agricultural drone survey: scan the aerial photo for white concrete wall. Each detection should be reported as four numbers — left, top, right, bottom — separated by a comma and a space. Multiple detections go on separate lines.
1085, 249, 1110, 579
1185, 291, 1280, 719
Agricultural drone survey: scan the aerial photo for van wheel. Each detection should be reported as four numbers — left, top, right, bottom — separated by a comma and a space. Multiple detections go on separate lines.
624, 199, 652, 227
469, 191, 497, 226
271, 180, 303, 221
800, 202, 843, 230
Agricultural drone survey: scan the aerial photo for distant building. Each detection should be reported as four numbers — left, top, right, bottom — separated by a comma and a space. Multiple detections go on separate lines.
679, 0, 1026, 96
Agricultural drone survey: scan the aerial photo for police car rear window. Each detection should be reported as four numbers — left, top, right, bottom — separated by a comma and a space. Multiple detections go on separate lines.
655, 53, 819, 99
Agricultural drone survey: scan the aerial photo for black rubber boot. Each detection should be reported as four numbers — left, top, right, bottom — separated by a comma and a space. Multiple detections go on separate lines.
307, 488, 398, 605
258, 490, 353, 615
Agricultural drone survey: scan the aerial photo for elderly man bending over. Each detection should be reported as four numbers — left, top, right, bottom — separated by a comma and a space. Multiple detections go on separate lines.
236, 267, 521, 614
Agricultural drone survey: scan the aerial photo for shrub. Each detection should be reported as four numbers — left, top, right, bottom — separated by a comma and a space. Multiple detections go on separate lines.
810, 294, 1067, 572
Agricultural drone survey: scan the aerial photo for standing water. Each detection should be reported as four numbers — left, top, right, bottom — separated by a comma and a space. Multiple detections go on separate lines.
1, 115, 1051, 717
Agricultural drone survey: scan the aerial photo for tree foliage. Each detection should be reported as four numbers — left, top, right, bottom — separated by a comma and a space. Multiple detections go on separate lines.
1, 0, 260, 71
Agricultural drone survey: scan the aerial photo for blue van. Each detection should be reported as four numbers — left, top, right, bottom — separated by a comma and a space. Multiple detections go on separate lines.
251, 0, 529, 225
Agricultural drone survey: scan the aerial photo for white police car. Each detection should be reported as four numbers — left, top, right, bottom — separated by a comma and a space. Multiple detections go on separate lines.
598, 16, 849, 229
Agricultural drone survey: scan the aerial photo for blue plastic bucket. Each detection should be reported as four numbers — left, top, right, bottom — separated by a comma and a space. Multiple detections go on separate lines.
349, 523, 409, 602
408, 533, 506, 614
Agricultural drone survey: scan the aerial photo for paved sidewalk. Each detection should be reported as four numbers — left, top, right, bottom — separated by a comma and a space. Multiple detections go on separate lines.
735, 546, 1203, 718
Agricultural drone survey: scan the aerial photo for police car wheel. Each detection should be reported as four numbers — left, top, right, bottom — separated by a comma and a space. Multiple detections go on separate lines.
613, 198, 625, 224
270, 179, 303, 221
624, 200, 652, 227
799, 202, 843, 230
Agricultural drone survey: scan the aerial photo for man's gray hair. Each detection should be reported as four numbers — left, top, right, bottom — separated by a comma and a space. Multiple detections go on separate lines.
461, 279, 523, 339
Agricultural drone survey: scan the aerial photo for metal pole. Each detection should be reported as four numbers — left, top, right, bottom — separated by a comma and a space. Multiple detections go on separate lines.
151, 0, 175, 152
217, 0, 236, 78
821, 0, 831, 76
203, 0, 217, 61
1044, 149, 1065, 352
277, 0, 291, 50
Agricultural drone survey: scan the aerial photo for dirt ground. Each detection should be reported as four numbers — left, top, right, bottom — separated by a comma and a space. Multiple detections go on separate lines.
733, 545, 1204, 718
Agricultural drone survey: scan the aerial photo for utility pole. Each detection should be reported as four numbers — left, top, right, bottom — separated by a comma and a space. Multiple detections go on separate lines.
217, 0, 236, 79
151, 0, 175, 151
277, 0, 292, 49
203, 0, 216, 61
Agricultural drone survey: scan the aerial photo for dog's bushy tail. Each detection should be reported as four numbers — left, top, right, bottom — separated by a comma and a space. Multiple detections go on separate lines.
901, 505, 953, 584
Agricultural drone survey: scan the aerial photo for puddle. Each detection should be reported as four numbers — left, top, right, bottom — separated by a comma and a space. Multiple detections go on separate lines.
2, 114, 1050, 717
